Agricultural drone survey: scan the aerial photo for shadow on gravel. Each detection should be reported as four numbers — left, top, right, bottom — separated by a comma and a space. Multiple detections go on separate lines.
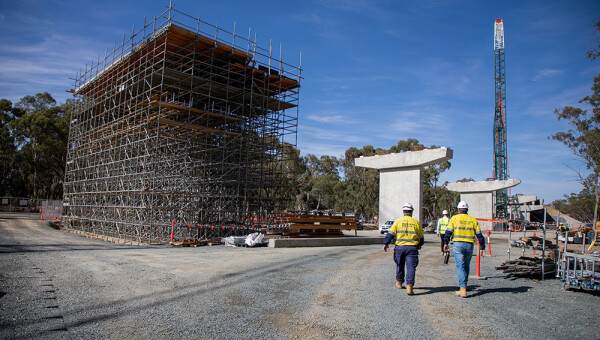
5, 248, 346, 332
413, 285, 532, 296
0, 216, 37, 220
467, 285, 532, 297
0, 244, 148, 254
413, 286, 462, 295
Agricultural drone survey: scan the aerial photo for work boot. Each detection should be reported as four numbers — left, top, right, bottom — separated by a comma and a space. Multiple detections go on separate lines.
455, 287, 467, 298
406, 285, 414, 295
395, 281, 403, 289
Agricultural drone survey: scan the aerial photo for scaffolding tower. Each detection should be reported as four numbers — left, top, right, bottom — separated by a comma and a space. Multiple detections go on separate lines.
62, 6, 301, 243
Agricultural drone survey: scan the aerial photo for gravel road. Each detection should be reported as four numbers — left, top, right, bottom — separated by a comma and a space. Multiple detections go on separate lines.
1, 213, 598, 339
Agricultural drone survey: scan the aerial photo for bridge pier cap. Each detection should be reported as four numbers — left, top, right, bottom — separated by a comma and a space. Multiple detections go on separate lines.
445, 179, 521, 220
354, 147, 453, 226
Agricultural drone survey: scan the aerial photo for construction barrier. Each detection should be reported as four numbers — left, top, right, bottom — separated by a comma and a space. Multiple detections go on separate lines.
487, 230, 492, 256
40, 200, 63, 221
472, 238, 487, 280
0, 197, 41, 213
476, 218, 508, 232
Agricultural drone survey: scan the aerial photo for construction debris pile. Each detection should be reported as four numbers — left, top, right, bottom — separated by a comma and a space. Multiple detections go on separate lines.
170, 238, 221, 247
496, 256, 556, 278
558, 226, 598, 245
510, 236, 556, 250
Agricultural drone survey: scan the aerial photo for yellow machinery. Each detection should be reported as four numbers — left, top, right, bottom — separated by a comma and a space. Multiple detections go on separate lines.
587, 221, 600, 252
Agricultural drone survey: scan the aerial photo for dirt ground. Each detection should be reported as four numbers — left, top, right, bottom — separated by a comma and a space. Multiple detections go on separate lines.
1, 213, 599, 339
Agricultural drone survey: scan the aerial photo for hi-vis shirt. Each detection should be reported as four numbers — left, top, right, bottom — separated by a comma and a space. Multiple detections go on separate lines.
437, 216, 449, 235
388, 215, 424, 246
446, 213, 482, 244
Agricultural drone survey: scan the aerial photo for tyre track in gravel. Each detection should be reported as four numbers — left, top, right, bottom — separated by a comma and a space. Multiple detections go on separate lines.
2, 215, 600, 339
278, 245, 443, 339
0, 217, 69, 338
412, 244, 495, 340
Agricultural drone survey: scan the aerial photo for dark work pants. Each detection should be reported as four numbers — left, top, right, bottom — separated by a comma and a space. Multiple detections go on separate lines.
394, 246, 419, 285
439, 234, 445, 252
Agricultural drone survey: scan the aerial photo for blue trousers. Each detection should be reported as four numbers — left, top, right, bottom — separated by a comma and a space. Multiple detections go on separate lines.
394, 246, 419, 285
453, 241, 474, 288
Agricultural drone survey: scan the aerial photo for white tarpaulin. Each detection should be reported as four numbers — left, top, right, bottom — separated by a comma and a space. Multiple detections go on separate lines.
245, 232, 264, 247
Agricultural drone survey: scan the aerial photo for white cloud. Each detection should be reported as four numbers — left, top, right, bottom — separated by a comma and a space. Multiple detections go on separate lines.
300, 124, 363, 144
306, 113, 344, 123
532, 68, 562, 81
389, 110, 451, 134
0, 31, 102, 103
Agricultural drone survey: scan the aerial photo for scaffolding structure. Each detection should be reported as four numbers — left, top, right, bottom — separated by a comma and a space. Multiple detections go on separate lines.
62, 6, 301, 243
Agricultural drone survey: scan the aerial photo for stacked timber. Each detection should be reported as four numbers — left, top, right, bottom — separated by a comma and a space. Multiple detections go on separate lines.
496, 256, 556, 278
269, 212, 357, 238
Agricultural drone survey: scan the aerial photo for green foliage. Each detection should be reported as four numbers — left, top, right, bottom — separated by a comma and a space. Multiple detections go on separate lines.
2, 94, 459, 217
340, 146, 380, 219
1, 93, 70, 199
390, 138, 420, 153
0, 99, 18, 192
422, 144, 459, 222
293, 139, 454, 223
14, 92, 56, 115
586, 20, 600, 60
551, 174, 596, 223
550, 21, 600, 226
299, 154, 342, 211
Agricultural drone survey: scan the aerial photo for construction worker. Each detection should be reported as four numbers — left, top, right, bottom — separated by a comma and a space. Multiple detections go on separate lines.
436, 210, 450, 255
443, 201, 485, 298
383, 203, 424, 296
558, 224, 567, 234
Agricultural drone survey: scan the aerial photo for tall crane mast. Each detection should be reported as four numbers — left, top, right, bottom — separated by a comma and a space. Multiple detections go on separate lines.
493, 18, 509, 218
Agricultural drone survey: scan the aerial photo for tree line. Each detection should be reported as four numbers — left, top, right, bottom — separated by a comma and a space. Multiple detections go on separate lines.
1, 93, 70, 200
0, 89, 596, 224
288, 139, 459, 223
549, 20, 600, 226
0, 92, 459, 222
2, 20, 598, 224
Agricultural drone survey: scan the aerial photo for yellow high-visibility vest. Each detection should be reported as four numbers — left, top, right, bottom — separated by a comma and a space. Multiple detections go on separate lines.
438, 216, 449, 234
447, 213, 481, 243
389, 215, 423, 246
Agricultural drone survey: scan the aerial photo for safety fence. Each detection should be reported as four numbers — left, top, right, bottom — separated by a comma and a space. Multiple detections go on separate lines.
477, 218, 508, 233
476, 218, 561, 233
40, 200, 64, 221
0, 197, 65, 221
0, 197, 41, 213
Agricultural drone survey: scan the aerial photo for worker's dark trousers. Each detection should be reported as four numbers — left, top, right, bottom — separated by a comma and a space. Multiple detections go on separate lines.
394, 246, 419, 285
439, 234, 445, 253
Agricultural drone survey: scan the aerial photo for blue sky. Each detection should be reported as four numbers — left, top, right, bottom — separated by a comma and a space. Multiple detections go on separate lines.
1, 0, 599, 203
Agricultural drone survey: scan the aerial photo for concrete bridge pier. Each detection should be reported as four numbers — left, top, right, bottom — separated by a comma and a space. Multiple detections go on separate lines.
354, 147, 453, 226
445, 179, 521, 220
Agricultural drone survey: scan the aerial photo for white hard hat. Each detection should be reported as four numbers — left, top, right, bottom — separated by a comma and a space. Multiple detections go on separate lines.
457, 201, 469, 209
402, 203, 414, 211
442, 210, 448, 215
